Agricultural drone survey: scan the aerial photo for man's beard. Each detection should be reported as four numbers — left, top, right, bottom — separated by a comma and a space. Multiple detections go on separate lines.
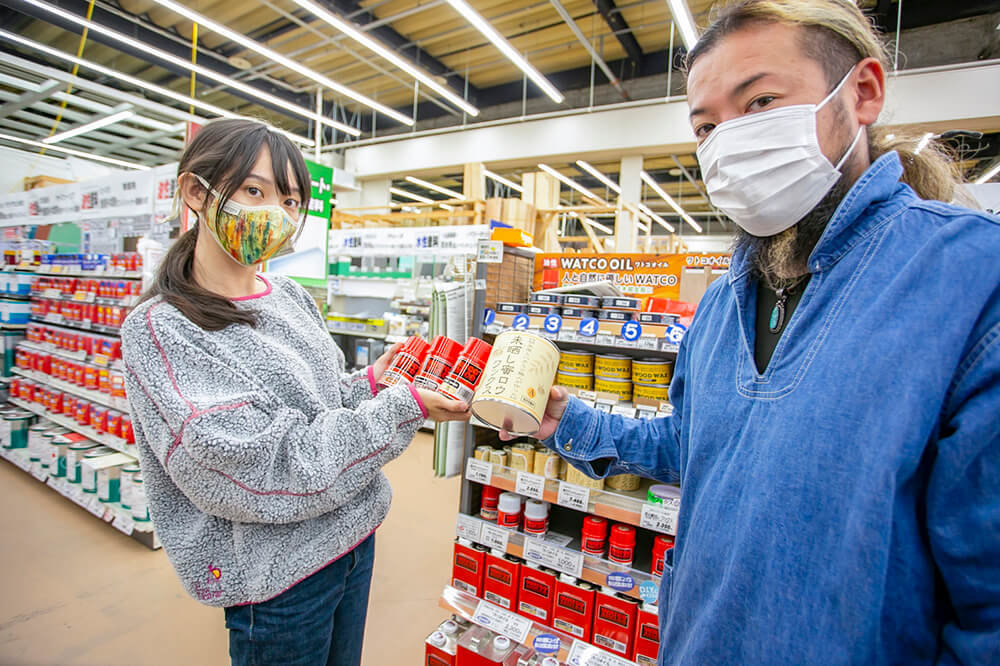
733, 175, 852, 286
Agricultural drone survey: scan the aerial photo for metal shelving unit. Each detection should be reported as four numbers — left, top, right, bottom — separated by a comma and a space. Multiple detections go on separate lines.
9, 397, 133, 455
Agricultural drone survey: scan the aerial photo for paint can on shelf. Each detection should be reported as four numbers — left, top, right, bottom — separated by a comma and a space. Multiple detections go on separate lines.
632, 358, 674, 385
412, 336, 464, 390
602, 296, 641, 311
595, 355, 632, 379
377, 336, 430, 389
560, 307, 598, 321
530, 292, 563, 305
474, 445, 493, 461
633, 383, 670, 401
27, 422, 52, 462
120, 463, 141, 510
651, 535, 675, 577
65, 441, 101, 484
558, 350, 595, 374
594, 377, 633, 402
565, 464, 605, 490
509, 444, 536, 472
608, 524, 636, 566
437, 338, 493, 403
97, 463, 122, 503
523, 500, 550, 536
496, 302, 525, 314
130, 473, 150, 521
480, 485, 501, 522
80, 447, 116, 494
526, 304, 560, 317
1, 409, 34, 449
647, 485, 681, 505
532, 449, 562, 480
470, 330, 560, 437
581, 516, 608, 556
488, 448, 508, 467
497, 492, 523, 530
562, 294, 602, 309
606, 474, 641, 492
556, 371, 593, 391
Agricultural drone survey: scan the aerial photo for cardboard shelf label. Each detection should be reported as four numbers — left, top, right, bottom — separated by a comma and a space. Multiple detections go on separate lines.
611, 405, 636, 418
523, 536, 584, 578
640, 502, 679, 536
465, 458, 493, 485
515, 471, 546, 500
456, 513, 483, 543
480, 523, 511, 552
567, 639, 636, 666
473, 599, 533, 645
556, 482, 590, 513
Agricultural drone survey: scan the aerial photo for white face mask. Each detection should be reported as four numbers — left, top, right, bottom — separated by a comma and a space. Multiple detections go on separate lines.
696, 66, 864, 238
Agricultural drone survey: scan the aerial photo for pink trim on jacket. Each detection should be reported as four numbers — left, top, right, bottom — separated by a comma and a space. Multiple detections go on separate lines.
367, 366, 378, 397
408, 385, 429, 419
230, 275, 272, 301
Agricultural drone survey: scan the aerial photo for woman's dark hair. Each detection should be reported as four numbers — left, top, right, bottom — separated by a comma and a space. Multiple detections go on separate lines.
141, 119, 312, 331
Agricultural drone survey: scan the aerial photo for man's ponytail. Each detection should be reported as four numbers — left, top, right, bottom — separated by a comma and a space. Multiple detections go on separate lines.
868, 127, 961, 203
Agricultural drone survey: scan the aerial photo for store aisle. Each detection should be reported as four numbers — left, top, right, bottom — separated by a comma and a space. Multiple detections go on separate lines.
0, 431, 460, 665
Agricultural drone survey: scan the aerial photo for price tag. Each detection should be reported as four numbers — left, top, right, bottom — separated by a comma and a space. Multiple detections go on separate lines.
594, 402, 613, 414
44, 288, 62, 299
484, 323, 504, 336
472, 599, 533, 644
13, 454, 32, 472
515, 471, 546, 500
566, 639, 636, 666
523, 536, 584, 578
456, 513, 483, 543
578, 318, 599, 338
636, 407, 658, 420
577, 390, 597, 402
611, 405, 636, 418
112, 513, 135, 536
595, 334, 615, 347
480, 523, 511, 552
31, 466, 48, 482
86, 496, 106, 519
557, 330, 577, 343
557, 482, 590, 512
92, 354, 110, 367
466, 458, 493, 485
660, 342, 680, 354
72, 292, 94, 303
477, 240, 504, 264
641, 502, 680, 535
44, 314, 65, 325
638, 335, 659, 350
512, 314, 530, 331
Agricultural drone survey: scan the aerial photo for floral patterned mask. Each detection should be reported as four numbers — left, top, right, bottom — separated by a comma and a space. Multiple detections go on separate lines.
195, 175, 302, 266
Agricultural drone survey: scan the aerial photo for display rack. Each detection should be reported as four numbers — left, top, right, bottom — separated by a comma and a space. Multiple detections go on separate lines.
9, 397, 133, 455
11, 367, 130, 413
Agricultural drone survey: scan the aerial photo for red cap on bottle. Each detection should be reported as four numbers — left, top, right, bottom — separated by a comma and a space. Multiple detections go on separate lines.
609, 524, 636, 549
651, 534, 674, 561
582, 515, 608, 539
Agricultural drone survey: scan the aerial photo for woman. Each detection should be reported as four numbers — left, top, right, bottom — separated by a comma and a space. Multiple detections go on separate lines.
121, 118, 469, 666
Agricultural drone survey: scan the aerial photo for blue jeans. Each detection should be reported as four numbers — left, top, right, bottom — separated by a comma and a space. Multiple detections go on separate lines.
224, 535, 376, 666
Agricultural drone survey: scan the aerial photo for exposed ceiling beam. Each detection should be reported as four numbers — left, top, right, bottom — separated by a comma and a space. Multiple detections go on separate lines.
0, 79, 61, 119
591, 0, 644, 72
92, 126, 183, 157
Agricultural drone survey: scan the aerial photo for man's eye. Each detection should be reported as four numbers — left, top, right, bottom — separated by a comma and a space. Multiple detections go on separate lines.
695, 124, 715, 140
748, 96, 776, 112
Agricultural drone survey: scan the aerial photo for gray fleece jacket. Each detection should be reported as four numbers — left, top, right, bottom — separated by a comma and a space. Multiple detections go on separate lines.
121, 274, 425, 607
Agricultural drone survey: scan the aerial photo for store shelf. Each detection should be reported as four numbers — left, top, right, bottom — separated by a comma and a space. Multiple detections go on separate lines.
9, 397, 133, 455
483, 324, 679, 356
30, 316, 122, 336
32, 291, 138, 307
28, 268, 142, 280
11, 367, 130, 413
456, 514, 661, 601
19, 341, 124, 372
0, 323, 28, 330
0, 446, 158, 548
0, 293, 32, 301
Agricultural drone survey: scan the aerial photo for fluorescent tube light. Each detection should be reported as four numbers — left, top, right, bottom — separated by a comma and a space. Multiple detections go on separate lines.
640, 170, 703, 233
975, 161, 1000, 184
483, 169, 524, 193
147, 0, 411, 126
575, 160, 621, 195
538, 164, 608, 205
43, 109, 134, 144
445, 0, 564, 104
666, 0, 699, 50
19, 0, 361, 136
638, 202, 676, 233
0, 131, 149, 169
390, 187, 435, 204
284, 0, 479, 117
440, 203, 455, 211
570, 212, 612, 234
405, 176, 463, 200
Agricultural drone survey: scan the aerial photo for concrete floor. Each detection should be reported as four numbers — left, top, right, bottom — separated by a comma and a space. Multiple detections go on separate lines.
0, 431, 460, 665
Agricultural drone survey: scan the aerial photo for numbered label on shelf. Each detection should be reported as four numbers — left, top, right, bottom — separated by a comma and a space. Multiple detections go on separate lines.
466, 458, 493, 485
112, 513, 135, 536
557, 482, 591, 512
578, 318, 599, 338
567, 639, 636, 666
85, 496, 106, 519
473, 599, 533, 644
515, 471, 546, 500
456, 513, 483, 543
638, 335, 660, 351
480, 523, 511, 552
665, 323, 687, 345
640, 502, 679, 535
523, 536, 584, 578
543, 314, 563, 335
483, 308, 496, 327
512, 314, 530, 331
595, 334, 615, 347
611, 405, 636, 418
620, 321, 642, 342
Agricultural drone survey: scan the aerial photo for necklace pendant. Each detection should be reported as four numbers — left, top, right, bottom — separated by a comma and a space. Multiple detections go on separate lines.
769, 299, 786, 333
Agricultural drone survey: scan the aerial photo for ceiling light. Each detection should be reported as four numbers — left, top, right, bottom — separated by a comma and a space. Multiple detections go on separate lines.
147, 0, 411, 126
19, 0, 360, 136
638, 202, 677, 233
538, 164, 608, 205
405, 176, 463, 200
666, 0, 699, 50
445, 0, 564, 104
570, 212, 612, 234
575, 160, 621, 195
914, 132, 934, 155
641, 170, 703, 233
390, 187, 435, 204
440, 203, 455, 211
43, 109, 134, 144
0, 30, 315, 146
483, 169, 523, 193
285, 0, 479, 117
975, 161, 1000, 184
0, 131, 149, 169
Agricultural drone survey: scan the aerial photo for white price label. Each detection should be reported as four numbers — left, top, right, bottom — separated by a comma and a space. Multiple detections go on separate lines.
86, 497, 107, 519
638, 336, 659, 350
515, 471, 546, 500
636, 407, 658, 420
456, 513, 483, 543
472, 599, 533, 645
557, 330, 577, 343
557, 482, 590, 512
13, 455, 32, 472
611, 405, 636, 418
660, 342, 680, 354
466, 458, 493, 485
594, 402, 613, 414
595, 334, 615, 347
641, 502, 680, 535
484, 323, 504, 336
476, 240, 504, 264
31, 466, 48, 482
577, 390, 597, 402
480, 523, 510, 552
112, 513, 135, 536
523, 536, 584, 578
44, 288, 61, 299
567, 639, 637, 666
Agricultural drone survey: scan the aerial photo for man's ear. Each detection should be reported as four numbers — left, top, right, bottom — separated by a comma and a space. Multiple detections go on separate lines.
852, 56, 886, 127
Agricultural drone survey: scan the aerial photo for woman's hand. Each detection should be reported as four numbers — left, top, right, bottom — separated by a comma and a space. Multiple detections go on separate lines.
416, 389, 471, 423
499, 386, 569, 441
372, 342, 403, 385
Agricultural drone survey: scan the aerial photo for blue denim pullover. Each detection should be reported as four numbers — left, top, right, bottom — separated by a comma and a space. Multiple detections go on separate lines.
545, 152, 1000, 665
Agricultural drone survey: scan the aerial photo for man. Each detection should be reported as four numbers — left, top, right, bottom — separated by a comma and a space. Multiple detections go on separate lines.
510, 1, 1000, 663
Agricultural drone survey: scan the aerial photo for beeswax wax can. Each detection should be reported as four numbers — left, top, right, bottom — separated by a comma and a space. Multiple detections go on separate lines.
634, 383, 670, 401
556, 371, 594, 391
595, 355, 632, 379
594, 377, 633, 402
632, 358, 674, 385
559, 350, 594, 374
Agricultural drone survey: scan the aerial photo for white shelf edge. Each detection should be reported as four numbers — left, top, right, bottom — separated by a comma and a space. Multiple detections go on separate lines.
9, 398, 134, 456
11, 368, 130, 414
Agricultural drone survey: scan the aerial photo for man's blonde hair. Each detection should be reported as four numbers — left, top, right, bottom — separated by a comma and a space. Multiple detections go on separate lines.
686, 0, 959, 202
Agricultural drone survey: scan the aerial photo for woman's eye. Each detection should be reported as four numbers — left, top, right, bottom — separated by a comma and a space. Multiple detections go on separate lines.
695, 124, 715, 140
748, 96, 776, 112
247, 186, 262, 196
284, 199, 300, 209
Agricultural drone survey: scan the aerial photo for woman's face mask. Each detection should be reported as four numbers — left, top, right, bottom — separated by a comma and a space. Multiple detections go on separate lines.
194, 174, 302, 266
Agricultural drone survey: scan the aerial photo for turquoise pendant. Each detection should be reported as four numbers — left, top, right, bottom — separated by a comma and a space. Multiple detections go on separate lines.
769, 299, 786, 334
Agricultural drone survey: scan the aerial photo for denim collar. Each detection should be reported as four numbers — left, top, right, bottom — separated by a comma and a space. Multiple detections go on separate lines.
729, 151, 910, 284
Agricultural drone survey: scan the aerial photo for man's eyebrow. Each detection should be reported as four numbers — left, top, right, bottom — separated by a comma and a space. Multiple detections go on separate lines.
689, 72, 773, 119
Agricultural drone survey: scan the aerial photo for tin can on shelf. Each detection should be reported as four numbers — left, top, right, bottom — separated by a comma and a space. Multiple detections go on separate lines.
525, 304, 559, 317
651, 535, 675, 577
565, 464, 605, 490
523, 500, 550, 535
632, 358, 674, 385
480, 485, 501, 522
595, 354, 632, 379
608, 524, 636, 566
377, 336, 430, 389
602, 296, 641, 311
637, 312, 680, 326
581, 516, 608, 556
509, 444, 535, 472
556, 371, 594, 391
647, 484, 681, 505
496, 302, 525, 314
131, 473, 150, 521
633, 383, 670, 401
474, 445, 493, 461
120, 463, 141, 510
560, 307, 597, 320
562, 294, 602, 308
412, 336, 464, 390
594, 377, 633, 402
470, 330, 560, 436
532, 449, 562, 480
530, 292, 563, 305
438, 338, 492, 403
606, 474, 641, 492
1, 410, 33, 449
488, 448, 508, 467
559, 350, 595, 374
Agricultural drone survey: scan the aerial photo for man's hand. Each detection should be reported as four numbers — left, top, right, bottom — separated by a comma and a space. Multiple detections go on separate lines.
499, 386, 570, 441
417, 389, 471, 422
372, 342, 403, 385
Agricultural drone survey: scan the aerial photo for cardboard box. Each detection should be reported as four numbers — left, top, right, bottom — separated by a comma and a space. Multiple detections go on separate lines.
592, 589, 641, 660
553, 577, 596, 642
633, 605, 661, 666
517, 564, 557, 626
483, 552, 520, 611
452, 540, 487, 597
